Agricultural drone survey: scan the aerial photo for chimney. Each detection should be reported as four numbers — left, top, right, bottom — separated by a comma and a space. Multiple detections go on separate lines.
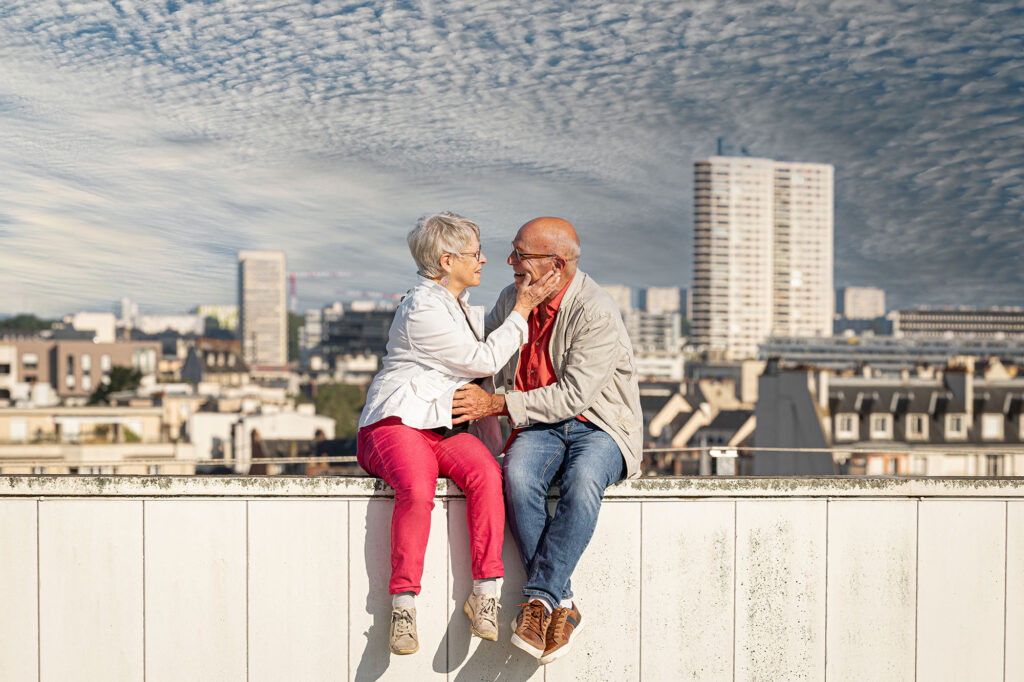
944, 363, 974, 420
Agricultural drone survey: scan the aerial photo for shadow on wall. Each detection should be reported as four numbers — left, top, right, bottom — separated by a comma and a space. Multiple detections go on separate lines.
352, 497, 542, 682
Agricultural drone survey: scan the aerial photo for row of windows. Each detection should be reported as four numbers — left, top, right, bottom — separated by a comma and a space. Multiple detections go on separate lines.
835, 413, 1014, 442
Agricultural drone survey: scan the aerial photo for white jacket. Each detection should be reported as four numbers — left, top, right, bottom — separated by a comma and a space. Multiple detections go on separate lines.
358, 277, 527, 452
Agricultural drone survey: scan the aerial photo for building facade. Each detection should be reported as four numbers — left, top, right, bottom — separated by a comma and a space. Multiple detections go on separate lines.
761, 335, 1024, 374
692, 156, 834, 360
195, 304, 239, 332
238, 251, 287, 366
601, 285, 633, 315
837, 286, 886, 320
2, 338, 160, 401
624, 311, 681, 353
891, 308, 1024, 338
640, 287, 682, 315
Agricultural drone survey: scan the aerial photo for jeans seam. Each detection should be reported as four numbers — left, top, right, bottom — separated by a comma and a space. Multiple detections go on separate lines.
539, 444, 564, 480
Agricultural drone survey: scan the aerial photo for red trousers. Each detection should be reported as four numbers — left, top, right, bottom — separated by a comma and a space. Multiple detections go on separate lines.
357, 417, 505, 595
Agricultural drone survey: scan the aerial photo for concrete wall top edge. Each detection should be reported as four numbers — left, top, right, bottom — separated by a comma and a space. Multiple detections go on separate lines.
2, 475, 1023, 498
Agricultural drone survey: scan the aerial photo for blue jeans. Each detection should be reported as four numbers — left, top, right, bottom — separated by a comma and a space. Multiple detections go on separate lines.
502, 419, 625, 607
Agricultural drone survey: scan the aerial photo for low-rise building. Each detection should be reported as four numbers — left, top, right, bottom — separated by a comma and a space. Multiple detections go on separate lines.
760, 335, 1024, 375
1, 337, 161, 402
180, 338, 249, 387
0, 405, 194, 475
891, 307, 1024, 338
755, 358, 1024, 476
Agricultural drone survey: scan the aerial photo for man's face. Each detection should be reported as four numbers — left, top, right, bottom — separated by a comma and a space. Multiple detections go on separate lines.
508, 232, 560, 289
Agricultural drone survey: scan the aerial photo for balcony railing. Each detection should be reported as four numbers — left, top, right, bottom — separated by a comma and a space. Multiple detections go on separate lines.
0, 475, 1021, 681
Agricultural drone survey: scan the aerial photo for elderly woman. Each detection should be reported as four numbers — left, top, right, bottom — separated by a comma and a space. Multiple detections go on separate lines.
357, 212, 558, 655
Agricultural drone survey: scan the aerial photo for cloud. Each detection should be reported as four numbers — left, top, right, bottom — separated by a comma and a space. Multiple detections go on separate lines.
0, 0, 1020, 315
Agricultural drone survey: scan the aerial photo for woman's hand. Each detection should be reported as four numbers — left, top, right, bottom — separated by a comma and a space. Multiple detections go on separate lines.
512, 270, 562, 318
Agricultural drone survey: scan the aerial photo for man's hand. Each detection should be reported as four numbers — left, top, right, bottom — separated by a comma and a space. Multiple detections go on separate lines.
452, 383, 506, 424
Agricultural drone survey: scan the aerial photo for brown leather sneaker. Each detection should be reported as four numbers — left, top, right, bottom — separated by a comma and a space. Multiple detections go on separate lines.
539, 602, 582, 665
510, 600, 550, 658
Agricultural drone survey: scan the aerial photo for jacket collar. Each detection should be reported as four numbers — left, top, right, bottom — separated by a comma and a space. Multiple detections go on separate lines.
557, 269, 588, 312
416, 275, 471, 305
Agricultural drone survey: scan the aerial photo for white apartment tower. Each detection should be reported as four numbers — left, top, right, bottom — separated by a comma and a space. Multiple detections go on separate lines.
238, 251, 288, 366
692, 156, 834, 359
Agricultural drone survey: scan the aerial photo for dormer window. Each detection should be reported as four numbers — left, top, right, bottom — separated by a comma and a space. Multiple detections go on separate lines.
836, 414, 858, 441
981, 414, 1004, 440
906, 414, 928, 440
946, 414, 967, 440
870, 414, 892, 440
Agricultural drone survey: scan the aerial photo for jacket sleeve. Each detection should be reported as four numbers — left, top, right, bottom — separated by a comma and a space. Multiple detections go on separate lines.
504, 308, 623, 426
406, 298, 527, 378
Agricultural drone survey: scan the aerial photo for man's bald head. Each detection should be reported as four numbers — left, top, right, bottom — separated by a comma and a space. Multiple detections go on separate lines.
515, 217, 581, 261
509, 217, 580, 298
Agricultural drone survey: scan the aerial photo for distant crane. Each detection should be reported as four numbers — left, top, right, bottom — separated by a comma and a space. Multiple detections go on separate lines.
288, 271, 401, 312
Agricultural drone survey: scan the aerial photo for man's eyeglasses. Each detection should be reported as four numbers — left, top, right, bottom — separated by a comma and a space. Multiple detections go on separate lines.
509, 244, 560, 263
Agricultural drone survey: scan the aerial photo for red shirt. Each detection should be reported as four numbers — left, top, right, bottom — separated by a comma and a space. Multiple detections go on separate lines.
514, 276, 587, 422
516, 278, 570, 392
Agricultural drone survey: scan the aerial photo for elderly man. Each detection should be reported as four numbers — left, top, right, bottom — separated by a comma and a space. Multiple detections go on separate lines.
452, 216, 642, 665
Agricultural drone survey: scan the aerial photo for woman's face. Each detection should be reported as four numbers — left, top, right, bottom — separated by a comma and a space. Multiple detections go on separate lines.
447, 235, 486, 289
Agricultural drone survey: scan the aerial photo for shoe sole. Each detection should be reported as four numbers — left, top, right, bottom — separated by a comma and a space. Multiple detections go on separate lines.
510, 632, 545, 659
538, 620, 583, 665
463, 601, 498, 641
389, 643, 419, 655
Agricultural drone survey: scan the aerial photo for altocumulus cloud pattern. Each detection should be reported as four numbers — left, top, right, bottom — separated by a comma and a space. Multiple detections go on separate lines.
0, 0, 1021, 314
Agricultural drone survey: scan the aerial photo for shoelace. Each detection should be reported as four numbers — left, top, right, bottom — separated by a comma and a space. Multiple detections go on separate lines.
548, 606, 569, 639
517, 602, 550, 635
478, 596, 499, 624
392, 609, 414, 636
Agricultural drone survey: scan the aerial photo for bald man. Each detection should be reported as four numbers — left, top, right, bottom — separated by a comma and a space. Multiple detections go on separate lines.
452, 217, 642, 665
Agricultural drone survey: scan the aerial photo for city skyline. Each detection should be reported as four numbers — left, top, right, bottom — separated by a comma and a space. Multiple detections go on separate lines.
1, 1, 1021, 316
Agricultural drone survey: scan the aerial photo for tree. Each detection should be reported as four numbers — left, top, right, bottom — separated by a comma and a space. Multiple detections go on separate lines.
0, 314, 53, 332
88, 366, 143, 405
314, 383, 365, 439
287, 312, 305, 363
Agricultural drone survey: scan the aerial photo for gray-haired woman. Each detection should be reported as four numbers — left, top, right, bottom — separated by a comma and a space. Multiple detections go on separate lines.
357, 212, 559, 655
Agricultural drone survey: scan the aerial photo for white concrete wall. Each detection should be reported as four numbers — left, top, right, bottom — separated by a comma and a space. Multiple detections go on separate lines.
0, 476, 1022, 681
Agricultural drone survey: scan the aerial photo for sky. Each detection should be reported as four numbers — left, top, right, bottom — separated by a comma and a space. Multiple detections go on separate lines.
0, 0, 1021, 317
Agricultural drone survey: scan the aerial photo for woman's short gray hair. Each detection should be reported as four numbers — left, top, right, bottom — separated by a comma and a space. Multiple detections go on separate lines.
407, 212, 480, 279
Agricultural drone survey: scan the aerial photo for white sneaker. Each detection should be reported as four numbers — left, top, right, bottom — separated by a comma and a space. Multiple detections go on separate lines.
389, 606, 418, 655
464, 593, 500, 641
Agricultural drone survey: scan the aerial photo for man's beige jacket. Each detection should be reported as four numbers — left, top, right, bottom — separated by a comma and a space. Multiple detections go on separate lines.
486, 270, 643, 479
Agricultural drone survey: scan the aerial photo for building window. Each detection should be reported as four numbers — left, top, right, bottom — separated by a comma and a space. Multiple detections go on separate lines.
147, 465, 160, 475
0, 363, 10, 375
22, 353, 39, 370
82, 354, 92, 372
82, 375, 92, 392
10, 419, 27, 443
986, 455, 1004, 476
981, 414, 1004, 440
906, 414, 928, 440
836, 414, 858, 441
101, 354, 112, 372
946, 414, 967, 439
869, 414, 892, 440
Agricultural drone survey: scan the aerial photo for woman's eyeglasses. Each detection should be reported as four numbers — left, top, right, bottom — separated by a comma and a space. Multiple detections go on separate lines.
450, 250, 484, 262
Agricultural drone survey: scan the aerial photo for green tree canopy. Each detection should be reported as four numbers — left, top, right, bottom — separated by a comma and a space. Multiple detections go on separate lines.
314, 383, 365, 439
0, 314, 53, 332
87, 366, 143, 405
288, 312, 304, 363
